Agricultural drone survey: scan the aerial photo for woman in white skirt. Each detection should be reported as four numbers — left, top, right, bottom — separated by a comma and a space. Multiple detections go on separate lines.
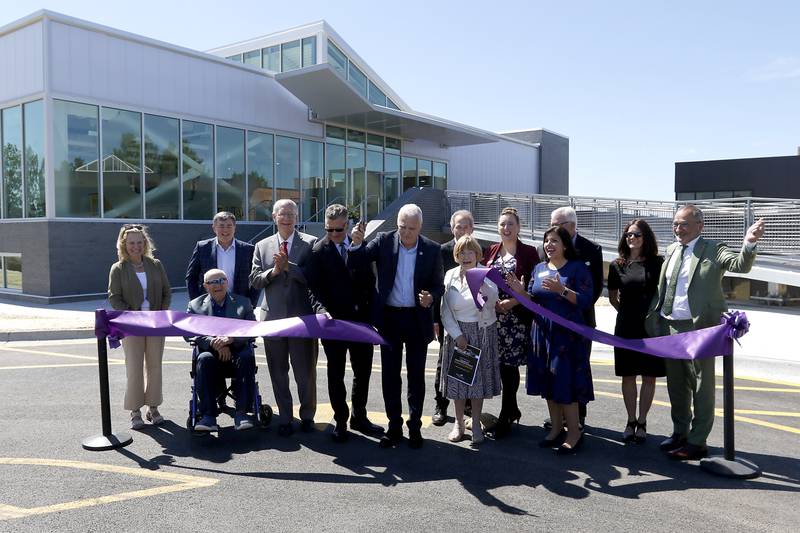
440, 235, 502, 445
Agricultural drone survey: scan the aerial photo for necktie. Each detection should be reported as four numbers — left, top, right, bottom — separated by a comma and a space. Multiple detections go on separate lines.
662, 244, 688, 315
339, 243, 346, 259
280, 240, 288, 256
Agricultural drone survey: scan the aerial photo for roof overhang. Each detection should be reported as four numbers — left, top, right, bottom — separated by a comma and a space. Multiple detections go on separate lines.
276, 64, 497, 147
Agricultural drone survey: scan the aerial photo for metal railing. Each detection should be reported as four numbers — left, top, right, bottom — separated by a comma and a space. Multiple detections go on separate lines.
446, 191, 800, 257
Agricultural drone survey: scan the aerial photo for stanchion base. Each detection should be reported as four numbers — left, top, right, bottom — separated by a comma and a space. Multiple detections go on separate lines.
700, 456, 760, 479
81, 432, 133, 451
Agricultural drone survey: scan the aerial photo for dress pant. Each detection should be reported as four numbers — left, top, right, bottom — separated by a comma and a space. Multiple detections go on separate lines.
323, 339, 374, 424
195, 345, 256, 417
265, 337, 318, 424
381, 307, 430, 433
665, 319, 716, 445
122, 335, 165, 411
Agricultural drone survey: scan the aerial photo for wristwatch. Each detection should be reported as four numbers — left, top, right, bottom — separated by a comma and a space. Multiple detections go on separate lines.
560, 287, 569, 298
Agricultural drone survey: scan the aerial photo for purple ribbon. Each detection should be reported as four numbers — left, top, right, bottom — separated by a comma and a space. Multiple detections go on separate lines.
94, 309, 386, 349
465, 268, 747, 360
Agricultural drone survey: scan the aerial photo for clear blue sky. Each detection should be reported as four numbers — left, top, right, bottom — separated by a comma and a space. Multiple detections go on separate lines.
6, 1, 800, 200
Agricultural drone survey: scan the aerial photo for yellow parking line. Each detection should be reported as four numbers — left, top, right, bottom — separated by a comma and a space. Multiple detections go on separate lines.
593, 378, 800, 394
0, 458, 217, 521
0, 346, 124, 363
0, 363, 124, 371
714, 409, 800, 418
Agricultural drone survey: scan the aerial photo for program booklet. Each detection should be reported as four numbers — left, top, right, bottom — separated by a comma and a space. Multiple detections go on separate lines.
447, 343, 482, 386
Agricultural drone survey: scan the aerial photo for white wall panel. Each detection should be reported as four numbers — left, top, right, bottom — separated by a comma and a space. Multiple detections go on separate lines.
48, 21, 321, 137
448, 140, 539, 194
0, 21, 44, 104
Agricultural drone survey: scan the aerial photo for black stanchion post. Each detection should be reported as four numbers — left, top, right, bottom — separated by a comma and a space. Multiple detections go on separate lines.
82, 336, 133, 451
700, 351, 760, 479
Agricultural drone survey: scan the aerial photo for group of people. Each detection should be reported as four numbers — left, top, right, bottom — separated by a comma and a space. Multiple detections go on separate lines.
107, 197, 765, 459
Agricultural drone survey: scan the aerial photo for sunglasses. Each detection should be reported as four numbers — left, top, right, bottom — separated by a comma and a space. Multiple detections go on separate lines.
625, 231, 642, 238
325, 227, 346, 233
205, 278, 227, 285
123, 223, 143, 230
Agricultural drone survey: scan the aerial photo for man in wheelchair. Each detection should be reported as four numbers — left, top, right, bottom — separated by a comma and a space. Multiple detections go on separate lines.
187, 269, 257, 432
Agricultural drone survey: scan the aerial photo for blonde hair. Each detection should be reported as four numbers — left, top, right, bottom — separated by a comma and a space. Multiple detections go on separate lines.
116, 224, 156, 262
453, 234, 482, 262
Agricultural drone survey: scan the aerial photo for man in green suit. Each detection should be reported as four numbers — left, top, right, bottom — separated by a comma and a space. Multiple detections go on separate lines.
646, 205, 765, 460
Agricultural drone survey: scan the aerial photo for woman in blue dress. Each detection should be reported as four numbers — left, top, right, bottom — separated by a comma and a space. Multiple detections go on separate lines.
506, 225, 594, 454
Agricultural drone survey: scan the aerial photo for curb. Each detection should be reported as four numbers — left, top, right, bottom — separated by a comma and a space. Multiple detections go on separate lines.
2, 329, 96, 342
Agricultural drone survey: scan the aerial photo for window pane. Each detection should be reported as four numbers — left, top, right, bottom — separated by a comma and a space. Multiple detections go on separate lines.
4, 255, 22, 290
733, 190, 752, 197
275, 135, 299, 203
326, 125, 345, 145
347, 129, 365, 146
348, 147, 365, 216
348, 62, 367, 98
301, 140, 324, 222
53, 100, 99, 217
182, 120, 214, 220
367, 134, 384, 151
302, 36, 317, 67
144, 114, 180, 219
101, 107, 142, 218
2, 106, 22, 218
368, 80, 387, 106
695, 192, 714, 200
281, 40, 301, 72
384, 153, 400, 207
433, 161, 447, 190
327, 40, 347, 77
23, 100, 45, 217
385, 137, 401, 154
247, 131, 273, 221
243, 49, 261, 67
417, 159, 432, 188
386, 98, 400, 110
675, 192, 695, 201
402, 156, 417, 191
216, 126, 245, 219
262, 45, 280, 71
326, 144, 346, 208
366, 149, 382, 219
713, 191, 733, 199
226, 54, 243, 63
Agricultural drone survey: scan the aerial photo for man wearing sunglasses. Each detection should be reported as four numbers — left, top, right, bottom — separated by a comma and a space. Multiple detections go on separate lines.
186, 269, 257, 432
305, 204, 383, 442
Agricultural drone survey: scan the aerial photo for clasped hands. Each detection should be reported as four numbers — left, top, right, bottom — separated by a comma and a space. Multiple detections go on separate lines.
210, 336, 233, 362
270, 249, 290, 277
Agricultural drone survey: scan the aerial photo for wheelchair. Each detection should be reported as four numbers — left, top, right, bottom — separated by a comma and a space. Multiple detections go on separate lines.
186, 340, 273, 432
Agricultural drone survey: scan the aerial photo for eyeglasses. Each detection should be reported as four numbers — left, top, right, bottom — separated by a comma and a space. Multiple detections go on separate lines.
205, 278, 227, 285
625, 231, 642, 238
672, 221, 694, 229
123, 223, 143, 230
552, 220, 572, 227
325, 227, 346, 233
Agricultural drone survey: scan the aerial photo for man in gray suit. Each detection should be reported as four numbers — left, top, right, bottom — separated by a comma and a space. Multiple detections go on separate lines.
646, 205, 765, 460
250, 199, 318, 437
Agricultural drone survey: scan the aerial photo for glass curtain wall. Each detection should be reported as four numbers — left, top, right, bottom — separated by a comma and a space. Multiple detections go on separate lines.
144, 114, 180, 219
384, 153, 400, 208
262, 45, 280, 71
326, 144, 346, 209
302, 36, 316, 67
301, 139, 324, 222
275, 135, 299, 204
433, 161, 447, 190
101, 107, 142, 218
53, 100, 99, 217
2, 106, 22, 218
216, 126, 246, 219
327, 40, 347, 77
243, 49, 261, 67
417, 159, 432, 188
281, 40, 301, 72
366, 150, 382, 219
247, 131, 274, 221
402, 156, 417, 192
23, 100, 45, 217
182, 120, 214, 220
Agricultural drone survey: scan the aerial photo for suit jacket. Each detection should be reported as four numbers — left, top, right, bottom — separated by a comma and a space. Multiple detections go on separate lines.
573, 233, 604, 328
347, 231, 445, 344
249, 230, 317, 320
185, 238, 258, 306
185, 292, 255, 353
646, 237, 757, 335
108, 257, 171, 311
305, 237, 376, 324
434, 239, 458, 326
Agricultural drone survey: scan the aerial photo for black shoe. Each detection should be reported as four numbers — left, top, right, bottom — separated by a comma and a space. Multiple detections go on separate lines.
556, 434, 583, 455
667, 443, 708, 461
301, 419, 315, 433
408, 429, 424, 449
659, 433, 687, 452
278, 423, 294, 437
331, 423, 349, 443
538, 431, 565, 448
378, 430, 403, 449
350, 417, 385, 436
543, 417, 553, 431
431, 405, 447, 426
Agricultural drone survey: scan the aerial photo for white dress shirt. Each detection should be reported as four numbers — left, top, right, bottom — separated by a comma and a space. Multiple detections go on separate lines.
661, 236, 700, 320
215, 238, 236, 286
278, 232, 295, 255
440, 267, 498, 340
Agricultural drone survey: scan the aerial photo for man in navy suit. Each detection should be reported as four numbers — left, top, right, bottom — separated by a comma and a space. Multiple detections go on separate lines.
348, 204, 445, 449
186, 211, 259, 307
306, 204, 383, 443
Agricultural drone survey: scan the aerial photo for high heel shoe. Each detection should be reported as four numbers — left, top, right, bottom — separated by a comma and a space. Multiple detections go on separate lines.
538, 430, 565, 448
622, 419, 636, 442
556, 434, 583, 455
634, 419, 647, 444
493, 409, 521, 439
448, 419, 466, 443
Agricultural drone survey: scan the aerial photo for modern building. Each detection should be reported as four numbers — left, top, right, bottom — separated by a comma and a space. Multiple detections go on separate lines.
675, 154, 800, 200
0, 10, 568, 302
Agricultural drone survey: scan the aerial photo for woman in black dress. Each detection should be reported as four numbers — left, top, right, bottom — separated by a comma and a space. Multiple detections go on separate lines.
607, 219, 664, 443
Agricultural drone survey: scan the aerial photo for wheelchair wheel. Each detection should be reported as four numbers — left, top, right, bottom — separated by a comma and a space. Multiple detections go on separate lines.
259, 404, 273, 428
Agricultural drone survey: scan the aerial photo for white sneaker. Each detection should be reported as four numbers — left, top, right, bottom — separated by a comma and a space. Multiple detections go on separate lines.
448, 421, 465, 443
130, 410, 145, 430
